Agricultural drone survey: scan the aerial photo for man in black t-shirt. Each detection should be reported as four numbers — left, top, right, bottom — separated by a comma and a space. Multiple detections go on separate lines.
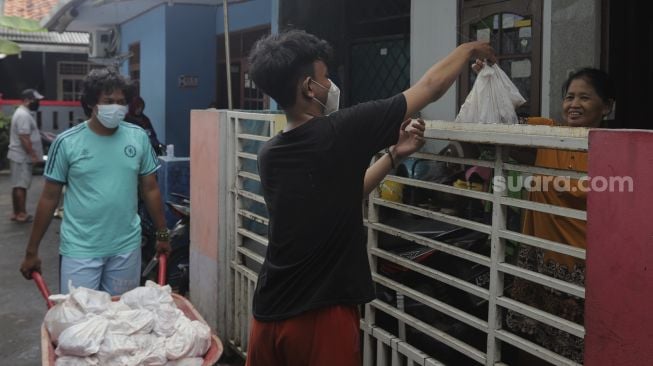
245, 30, 495, 366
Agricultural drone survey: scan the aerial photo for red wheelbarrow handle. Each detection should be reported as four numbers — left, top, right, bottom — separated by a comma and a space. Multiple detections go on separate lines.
158, 254, 167, 286
32, 272, 54, 309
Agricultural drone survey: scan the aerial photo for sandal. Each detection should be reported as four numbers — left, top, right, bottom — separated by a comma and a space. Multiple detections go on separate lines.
15, 214, 33, 223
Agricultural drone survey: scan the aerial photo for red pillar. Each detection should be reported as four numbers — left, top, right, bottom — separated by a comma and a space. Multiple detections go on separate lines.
585, 129, 653, 365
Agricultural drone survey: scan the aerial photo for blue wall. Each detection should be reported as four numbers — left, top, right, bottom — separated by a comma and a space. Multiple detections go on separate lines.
165, 4, 217, 157
216, 0, 271, 34
118, 0, 276, 156
120, 4, 216, 157
120, 5, 167, 144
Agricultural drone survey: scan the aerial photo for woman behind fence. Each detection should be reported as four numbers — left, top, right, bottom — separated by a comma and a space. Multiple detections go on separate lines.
473, 63, 615, 364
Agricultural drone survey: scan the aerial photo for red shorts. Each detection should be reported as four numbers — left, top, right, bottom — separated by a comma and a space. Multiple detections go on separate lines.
245, 305, 361, 366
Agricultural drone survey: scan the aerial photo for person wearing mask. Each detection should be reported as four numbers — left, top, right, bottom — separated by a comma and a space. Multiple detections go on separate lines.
8, 89, 44, 223
125, 96, 164, 155
19, 68, 171, 296
244, 30, 494, 366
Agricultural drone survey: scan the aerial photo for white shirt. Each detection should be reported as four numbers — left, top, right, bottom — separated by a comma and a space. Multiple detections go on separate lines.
7, 105, 43, 163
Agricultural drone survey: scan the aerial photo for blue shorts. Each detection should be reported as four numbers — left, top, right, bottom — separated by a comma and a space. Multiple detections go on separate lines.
59, 247, 141, 296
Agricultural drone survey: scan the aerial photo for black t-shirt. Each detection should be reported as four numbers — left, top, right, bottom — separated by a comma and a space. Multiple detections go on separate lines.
252, 93, 407, 321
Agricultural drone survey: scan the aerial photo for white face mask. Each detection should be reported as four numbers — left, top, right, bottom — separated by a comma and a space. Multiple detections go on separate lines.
96, 104, 128, 129
311, 78, 340, 115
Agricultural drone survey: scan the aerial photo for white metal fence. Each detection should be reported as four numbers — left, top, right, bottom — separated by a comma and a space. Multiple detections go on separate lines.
223, 111, 282, 357
1, 103, 85, 134
222, 113, 589, 366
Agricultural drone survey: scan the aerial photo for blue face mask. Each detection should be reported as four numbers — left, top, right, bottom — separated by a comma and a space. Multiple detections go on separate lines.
96, 104, 128, 129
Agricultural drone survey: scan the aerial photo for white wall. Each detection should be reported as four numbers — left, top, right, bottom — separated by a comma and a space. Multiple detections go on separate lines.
410, 0, 458, 153
410, 0, 458, 121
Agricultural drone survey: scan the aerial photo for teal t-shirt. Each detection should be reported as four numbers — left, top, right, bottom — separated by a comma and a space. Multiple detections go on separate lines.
44, 121, 160, 258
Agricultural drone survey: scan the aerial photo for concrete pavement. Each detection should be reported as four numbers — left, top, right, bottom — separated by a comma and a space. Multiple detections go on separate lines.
0, 170, 61, 365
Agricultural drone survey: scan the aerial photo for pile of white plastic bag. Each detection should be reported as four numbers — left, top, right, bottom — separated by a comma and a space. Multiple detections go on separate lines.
44, 281, 211, 366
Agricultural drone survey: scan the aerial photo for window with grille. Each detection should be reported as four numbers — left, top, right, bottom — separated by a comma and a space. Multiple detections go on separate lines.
57, 61, 103, 101
243, 71, 266, 110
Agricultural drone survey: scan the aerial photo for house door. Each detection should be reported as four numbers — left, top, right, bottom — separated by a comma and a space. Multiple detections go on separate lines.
216, 26, 270, 110
459, 0, 543, 117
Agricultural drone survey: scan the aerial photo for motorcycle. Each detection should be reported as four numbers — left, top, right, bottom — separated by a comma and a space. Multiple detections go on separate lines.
373, 212, 491, 365
141, 193, 190, 295
372, 143, 495, 364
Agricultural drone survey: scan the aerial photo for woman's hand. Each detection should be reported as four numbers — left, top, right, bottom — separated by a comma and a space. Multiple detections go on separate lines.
393, 118, 426, 159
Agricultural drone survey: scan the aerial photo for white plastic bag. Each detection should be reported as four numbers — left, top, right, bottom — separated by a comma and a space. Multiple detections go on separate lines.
165, 317, 211, 360
455, 63, 526, 124
55, 315, 109, 357
165, 358, 205, 366
54, 356, 99, 366
68, 285, 112, 314
97, 334, 138, 366
44, 294, 86, 343
102, 301, 131, 316
131, 334, 168, 366
153, 304, 183, 337
120, 280, 174, 311
106, 309, 155, 335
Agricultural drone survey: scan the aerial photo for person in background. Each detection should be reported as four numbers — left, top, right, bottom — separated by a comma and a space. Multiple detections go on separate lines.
474, 62, 615, 364
8, 89, 44, 223
244, 30, 494, 366
19, 68, 171, 296
125, 96, 164, 155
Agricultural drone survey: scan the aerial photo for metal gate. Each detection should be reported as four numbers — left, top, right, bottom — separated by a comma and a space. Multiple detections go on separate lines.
361, 121, 587, 366
223, 110, 283, 357
220, 113, 588, 365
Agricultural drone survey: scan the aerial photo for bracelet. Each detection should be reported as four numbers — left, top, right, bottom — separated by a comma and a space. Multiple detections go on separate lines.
156, 229, 170, 242
385, 147, 396, 169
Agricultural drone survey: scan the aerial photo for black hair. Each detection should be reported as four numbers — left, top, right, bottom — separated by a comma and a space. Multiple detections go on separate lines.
562, 68, 615, 104
248, 30, 332, 109
80, 68, 134, 112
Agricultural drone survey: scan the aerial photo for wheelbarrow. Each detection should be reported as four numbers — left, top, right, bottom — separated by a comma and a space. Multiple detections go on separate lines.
32, 255, 224, 365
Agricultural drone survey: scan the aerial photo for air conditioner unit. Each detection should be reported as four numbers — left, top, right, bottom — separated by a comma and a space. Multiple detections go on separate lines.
88, 30, 112, 58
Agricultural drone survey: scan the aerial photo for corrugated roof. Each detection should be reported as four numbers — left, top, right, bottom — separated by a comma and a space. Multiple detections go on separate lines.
0, 26, 88, 45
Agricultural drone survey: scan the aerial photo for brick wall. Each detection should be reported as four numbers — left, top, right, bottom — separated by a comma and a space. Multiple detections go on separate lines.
3, 0, 59, 20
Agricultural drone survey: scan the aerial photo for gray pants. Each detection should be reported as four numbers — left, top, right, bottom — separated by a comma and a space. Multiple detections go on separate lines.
10, 160, 33, 189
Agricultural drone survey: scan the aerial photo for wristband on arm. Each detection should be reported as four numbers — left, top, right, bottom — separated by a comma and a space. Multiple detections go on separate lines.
156, 229, 170, 241
384, 147, 396, 169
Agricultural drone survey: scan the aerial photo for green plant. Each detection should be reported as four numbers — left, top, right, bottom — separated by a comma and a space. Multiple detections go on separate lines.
0, 15, 45, 56
0, 111, 11, 169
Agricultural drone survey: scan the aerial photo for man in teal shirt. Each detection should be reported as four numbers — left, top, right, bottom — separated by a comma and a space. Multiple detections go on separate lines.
19, 68, 170, 295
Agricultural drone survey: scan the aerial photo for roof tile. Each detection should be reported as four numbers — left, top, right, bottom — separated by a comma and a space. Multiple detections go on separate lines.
3, 0, 60, 20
